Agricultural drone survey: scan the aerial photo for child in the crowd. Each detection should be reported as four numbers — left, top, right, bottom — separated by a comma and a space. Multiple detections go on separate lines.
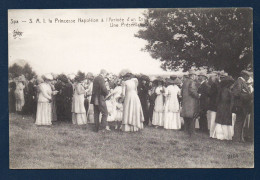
115, 96, 124, 129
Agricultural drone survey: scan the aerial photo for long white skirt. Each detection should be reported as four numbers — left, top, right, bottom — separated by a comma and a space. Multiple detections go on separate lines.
163, 112, 181, 130
212, 114, 236, 140
152, 112, 164, 126
122, 124, 143, 132
87, 104, 94, 123
208, 110, 217, 137
72, 113, 87, 125
35, 102, 52, 126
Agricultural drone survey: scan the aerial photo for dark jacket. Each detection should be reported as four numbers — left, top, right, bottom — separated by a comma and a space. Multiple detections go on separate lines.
90, 75, 109, 105
197, 81, 210, 111
208, 82, 219, 112
181, 77, 200, 118
215, 81, 233, 125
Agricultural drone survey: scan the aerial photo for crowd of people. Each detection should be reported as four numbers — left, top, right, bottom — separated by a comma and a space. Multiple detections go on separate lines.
9, 68, 254, 142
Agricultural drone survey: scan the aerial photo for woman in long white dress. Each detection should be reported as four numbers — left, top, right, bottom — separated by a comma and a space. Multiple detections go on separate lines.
163, 79, 182, 130
122, 73, 144, 132
71, 74, 87, 125
14, 76, 25, 112
35, 74, 56, 126
85, 73, 94, 123
152, 78, 165, 127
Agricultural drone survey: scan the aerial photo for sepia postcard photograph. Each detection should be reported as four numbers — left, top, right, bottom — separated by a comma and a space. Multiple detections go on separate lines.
8, 8, 254, 169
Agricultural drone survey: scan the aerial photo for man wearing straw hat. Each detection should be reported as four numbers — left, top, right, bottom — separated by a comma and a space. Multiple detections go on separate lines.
232, 70, 252, 142
181, 69, 200, 137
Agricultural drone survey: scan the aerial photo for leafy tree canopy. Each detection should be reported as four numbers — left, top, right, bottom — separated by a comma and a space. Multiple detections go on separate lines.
135, 8, 253, 77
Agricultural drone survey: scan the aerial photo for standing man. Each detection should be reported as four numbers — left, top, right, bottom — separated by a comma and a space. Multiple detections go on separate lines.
138, 75, 150, 126
91, 69, 110, 132
197, 72, 210, 133
181, 70, 200, 137
232, 70, 252, 142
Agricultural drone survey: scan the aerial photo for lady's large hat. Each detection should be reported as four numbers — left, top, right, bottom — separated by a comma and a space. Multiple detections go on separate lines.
119, 69, 132, 78
170, 75, 178, 80
167, 77, 181, 85
43, 73, 53, 81
75, 73, 86, 82
139, 74, 150, 82
153, 76, 164, 84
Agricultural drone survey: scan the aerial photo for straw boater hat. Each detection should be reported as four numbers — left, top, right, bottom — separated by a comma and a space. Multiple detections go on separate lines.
188, 69, 197, 76
198, 72, 208, 78
219, 71, 228, 78
241, 70, 251, 77
43, 74, 53, 81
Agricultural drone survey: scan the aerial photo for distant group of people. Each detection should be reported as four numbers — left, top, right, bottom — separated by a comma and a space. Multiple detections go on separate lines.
9, 68, 254, 142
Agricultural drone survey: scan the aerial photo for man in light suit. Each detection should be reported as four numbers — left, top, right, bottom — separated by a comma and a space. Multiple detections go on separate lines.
91, 69, 110, 132
181, 70, 200, 137
232, 70, 252, 142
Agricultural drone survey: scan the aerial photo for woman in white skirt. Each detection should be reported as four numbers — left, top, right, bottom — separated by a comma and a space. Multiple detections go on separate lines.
207, 75, 219, 137
14, 76, 26, 113
35, 74, 57, 126
212, 76, 235, 140
71, 74, 87, 125
163, 78, 181, 130
152, 78, 165, 127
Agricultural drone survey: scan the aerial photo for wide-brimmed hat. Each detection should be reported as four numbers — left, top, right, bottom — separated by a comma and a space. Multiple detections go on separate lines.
241, 70, 252, 77
188, 70, 197, 75
153, 76, 164, 84
43, 74, 53, 81
123, 72, 134, 79
221, 76, 235, 86
139, 74, 150, 82
119, 69, 132, 78
170, 75, 178, 80
219, 71, 228, 78
198, 72, 207, 78
75, 73, 86, 82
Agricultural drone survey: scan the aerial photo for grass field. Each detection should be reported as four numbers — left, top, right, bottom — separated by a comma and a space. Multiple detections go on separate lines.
9, 113, 254, 169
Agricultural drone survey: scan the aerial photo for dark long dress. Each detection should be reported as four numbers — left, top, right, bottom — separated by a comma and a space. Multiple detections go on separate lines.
215, 82, 233, 126
138, 82, 149, 125
9, 82, 16, 113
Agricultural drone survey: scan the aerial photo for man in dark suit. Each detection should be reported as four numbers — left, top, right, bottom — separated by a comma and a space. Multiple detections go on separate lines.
232, 70, 252, 142
138, 75, 150, 125
197, 72, 210, 133
91, 69, 110, 132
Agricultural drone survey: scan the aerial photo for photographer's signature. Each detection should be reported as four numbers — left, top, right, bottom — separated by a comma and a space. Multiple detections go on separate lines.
12, 29, 23, 39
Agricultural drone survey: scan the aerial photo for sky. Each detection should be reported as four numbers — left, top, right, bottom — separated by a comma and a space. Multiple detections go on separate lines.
8, 9, 176, 76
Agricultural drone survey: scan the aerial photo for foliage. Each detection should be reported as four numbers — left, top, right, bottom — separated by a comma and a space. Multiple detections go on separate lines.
135, 8, 253, 77
9, 63, 36, 80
